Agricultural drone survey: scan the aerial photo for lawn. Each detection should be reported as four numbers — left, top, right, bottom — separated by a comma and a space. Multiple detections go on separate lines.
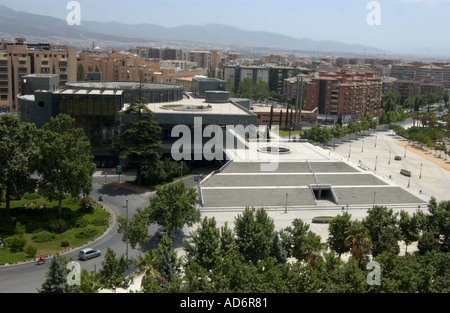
0, 193, 109, 265
277, 129, 303, 138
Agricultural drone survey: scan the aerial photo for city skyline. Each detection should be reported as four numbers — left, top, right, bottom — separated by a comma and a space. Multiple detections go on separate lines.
0, 0, 449, 57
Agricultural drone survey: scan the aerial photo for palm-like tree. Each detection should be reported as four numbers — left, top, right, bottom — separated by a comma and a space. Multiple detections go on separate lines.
344, 223, 372, 263
131, 251, 162, 290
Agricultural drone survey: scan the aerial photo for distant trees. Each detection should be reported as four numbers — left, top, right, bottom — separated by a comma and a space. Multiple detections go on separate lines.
236, 78, 270, 100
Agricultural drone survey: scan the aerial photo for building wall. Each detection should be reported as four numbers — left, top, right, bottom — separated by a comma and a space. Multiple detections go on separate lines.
0, 40, 76, 112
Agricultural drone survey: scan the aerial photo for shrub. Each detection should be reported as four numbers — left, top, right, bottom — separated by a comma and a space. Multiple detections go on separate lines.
22, 192, 40, 200
8, 235, 27, 252
14, 222, 26, 235
60, 240, 70, 248
24, 244, 37, 258
91, 216, 108, 227
50, 219, 68, 234
75, 226, 97, 239
394, 156, 402, 161
79, 197, 96, 213
32, 231, 55, 243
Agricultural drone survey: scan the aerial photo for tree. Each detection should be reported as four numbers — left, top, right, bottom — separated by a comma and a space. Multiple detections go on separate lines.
344, 221, 372, 266
254, 80, 270, 100
0, 115, 39, 220
157, 245, 175, 285
147, 181, 200, 235
269, 105, 274, 130
207, 66, 216, 78
184, 216, 222, 270
281, 218, 326, 267
76, 64, 85, 81
37, 114, 96, 216
443, 91, 449, 108
234, 207, 276, 264
97, 247, 130, 292
38, 255, 69, 293
70, 269, 100, 293
117, 207, 151, 253
115, 93, 162, 186
271, 233, 287, 267
362, 206, 401, 257
398, 210, 421, 254
327, 211, 352, 257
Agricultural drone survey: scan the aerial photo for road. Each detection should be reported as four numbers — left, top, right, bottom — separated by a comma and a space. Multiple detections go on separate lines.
0, 170, 202, 293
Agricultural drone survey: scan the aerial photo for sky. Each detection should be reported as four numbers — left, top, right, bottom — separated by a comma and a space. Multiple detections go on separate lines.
0, 0, 449, 57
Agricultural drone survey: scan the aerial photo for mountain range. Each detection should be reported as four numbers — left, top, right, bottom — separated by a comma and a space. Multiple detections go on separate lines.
0, 5, 385, 55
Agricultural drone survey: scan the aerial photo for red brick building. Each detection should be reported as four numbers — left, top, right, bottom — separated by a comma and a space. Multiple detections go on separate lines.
305, 71, 382, 121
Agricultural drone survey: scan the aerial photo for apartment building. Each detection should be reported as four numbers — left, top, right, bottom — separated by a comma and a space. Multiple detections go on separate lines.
417, 64, 443, 84
188, 50, 212, 69
305, 71, 382, 119
390, 63, 417, 80
0, 39, 76, 112
443, 65, 450, 89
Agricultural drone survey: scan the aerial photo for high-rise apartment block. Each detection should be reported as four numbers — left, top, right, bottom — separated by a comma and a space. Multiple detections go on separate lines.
305, 71, 382, 119
0, 38, 76, 113
188, 50, 212, 69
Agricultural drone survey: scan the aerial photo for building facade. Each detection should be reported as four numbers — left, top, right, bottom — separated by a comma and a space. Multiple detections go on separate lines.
0, 39, 76, 113
305, 71, 382, 120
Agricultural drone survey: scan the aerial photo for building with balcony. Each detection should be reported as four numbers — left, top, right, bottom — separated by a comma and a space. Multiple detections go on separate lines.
0, 39, 76, 112
305, 71, 382, 121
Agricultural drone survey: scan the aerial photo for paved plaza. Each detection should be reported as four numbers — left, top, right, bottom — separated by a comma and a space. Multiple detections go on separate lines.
199, 135, 427, 211
183, 128, 449, 248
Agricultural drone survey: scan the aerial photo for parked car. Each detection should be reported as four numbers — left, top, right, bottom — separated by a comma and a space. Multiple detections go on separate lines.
78, 248, 101, 261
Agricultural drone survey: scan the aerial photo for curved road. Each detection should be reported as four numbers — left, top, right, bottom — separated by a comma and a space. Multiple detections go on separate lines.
0, 171, 172, 293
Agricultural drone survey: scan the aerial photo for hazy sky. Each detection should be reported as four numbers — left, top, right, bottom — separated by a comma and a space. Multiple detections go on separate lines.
1, 0, 449, 56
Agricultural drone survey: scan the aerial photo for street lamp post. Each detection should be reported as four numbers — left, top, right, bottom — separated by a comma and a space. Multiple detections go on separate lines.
348, 144, 351, 158
361, 140, 364, 153
124, 199, 129, 264
408, 177, 411, 188
388, 151, 391, 165
285, 193, 288, 214
375, 156, 378, 171
404, 145, 407, 158
419, 163, 422, 179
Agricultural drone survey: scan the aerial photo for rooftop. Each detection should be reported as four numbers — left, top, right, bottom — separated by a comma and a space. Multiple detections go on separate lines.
65, 81, 183, 90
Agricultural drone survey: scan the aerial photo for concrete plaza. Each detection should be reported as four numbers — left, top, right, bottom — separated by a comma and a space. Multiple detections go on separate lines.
184, 128, 449, 246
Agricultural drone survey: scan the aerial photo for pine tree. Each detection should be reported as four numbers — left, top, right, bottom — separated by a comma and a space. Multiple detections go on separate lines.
271, 233, 287, 267
38, 255, 68, 293
157, 245, 174, 284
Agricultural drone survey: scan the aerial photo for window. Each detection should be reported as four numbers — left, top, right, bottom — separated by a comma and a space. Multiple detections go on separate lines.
42, 61, 48, 65
1, 95, 7, 100
0, 67, 7, 72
